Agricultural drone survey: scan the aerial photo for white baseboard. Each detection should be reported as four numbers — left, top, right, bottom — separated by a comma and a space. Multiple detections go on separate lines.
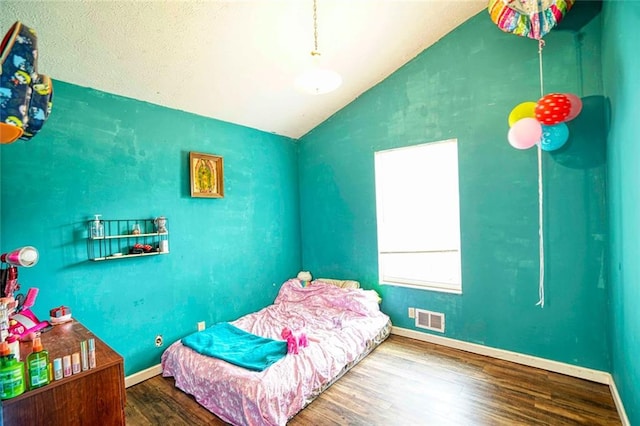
125, 364, 162, 388
391, 326, 610, 383
608, 375, 631, 426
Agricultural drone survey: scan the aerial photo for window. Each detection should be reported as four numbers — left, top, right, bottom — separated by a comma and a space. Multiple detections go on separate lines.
374, 139, 462, 294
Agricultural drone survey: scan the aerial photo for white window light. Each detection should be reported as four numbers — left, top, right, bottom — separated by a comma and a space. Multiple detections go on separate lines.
374, 139, 462, 294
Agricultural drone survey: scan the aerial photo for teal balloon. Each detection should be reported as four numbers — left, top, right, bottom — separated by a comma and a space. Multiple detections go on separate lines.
539, 123, 569, 151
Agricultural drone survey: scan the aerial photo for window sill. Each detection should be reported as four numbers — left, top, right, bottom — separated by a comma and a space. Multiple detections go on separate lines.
381, 281, 462, 295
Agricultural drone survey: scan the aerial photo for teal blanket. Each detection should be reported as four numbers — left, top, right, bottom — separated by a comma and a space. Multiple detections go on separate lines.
181, 322, 287, 371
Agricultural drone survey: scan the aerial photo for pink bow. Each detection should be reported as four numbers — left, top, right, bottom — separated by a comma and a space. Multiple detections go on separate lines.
281, 327, 309, 354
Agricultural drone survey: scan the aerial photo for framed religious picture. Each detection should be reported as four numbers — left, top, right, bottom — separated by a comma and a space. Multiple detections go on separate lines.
190, 152, 224, 198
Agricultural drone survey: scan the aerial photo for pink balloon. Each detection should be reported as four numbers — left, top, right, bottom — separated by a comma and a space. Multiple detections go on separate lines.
564, 93, 583, 121
508, 118, 542, 150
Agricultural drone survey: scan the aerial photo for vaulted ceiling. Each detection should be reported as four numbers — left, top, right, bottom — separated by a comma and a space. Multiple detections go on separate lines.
1, 1, 486, 138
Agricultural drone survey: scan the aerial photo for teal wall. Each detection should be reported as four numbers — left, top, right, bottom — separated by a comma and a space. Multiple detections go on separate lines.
0, 82, 301, 375
299, 3, 609, 371
602, 1, 640, 423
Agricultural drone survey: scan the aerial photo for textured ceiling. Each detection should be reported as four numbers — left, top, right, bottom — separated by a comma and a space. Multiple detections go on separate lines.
1, 1, 486, 139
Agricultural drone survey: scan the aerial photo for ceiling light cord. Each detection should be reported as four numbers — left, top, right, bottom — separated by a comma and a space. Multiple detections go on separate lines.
312, 0, 320, 56
294, 0, 342, 95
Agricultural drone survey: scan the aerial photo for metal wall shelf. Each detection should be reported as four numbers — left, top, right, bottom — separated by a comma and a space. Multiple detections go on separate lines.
87, 218, 169, 261
90, 232, 167, 240
92, 251, 170, 261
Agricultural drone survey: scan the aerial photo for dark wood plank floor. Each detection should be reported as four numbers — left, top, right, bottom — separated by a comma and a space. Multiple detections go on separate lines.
125, 334, 621, 425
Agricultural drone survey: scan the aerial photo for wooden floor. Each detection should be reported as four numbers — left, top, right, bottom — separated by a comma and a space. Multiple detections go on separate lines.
125, 335, 621, 425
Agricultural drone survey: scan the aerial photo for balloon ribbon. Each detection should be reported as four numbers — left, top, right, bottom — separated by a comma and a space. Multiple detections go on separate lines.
536, 39, 545, 308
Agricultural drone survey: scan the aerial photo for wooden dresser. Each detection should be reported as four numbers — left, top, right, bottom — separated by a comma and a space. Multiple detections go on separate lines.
0, 320, 125, 426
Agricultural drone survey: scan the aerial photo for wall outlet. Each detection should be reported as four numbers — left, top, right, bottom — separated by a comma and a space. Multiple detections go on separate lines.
197, 321, 206, 331
155, 334, 163, 347
408, 307, 415, 319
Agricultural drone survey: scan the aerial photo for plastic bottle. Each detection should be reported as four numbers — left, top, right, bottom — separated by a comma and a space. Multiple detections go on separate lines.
91, 214, 104, 238
6, 335, 20, 361
53, 357, 63, 380
80, 340, 89, 371
88, 338, 96, 369
0, 341, 26, 399
72, 352, 81, 374
27, 336, 50, 389
0, 303, 9, 342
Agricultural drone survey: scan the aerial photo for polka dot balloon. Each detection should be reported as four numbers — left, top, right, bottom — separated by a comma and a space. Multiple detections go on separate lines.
535, 93, 571, 125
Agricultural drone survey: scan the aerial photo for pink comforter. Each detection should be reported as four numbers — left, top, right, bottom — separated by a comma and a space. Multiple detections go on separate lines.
161, 279, 391, 426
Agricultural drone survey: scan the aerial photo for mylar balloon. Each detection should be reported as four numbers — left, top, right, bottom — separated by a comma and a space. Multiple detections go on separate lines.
508, 118, 542, 150
539, 123, 569, 151
535, 93, 571, 125
488, 0, 575, 40
508, 101, 537, 127
563, 93, 583, 121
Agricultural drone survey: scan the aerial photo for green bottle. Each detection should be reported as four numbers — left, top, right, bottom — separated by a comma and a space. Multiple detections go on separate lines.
27, 336, 50, 389
0, 341, 26, 399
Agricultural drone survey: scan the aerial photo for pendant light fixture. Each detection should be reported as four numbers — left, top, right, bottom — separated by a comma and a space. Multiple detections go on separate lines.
295, 0, 342, 95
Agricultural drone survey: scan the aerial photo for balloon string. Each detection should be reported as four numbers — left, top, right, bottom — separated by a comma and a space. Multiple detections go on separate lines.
538, 39, 545, 97
536, 38, 545, 308
536, 142, 545, 308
